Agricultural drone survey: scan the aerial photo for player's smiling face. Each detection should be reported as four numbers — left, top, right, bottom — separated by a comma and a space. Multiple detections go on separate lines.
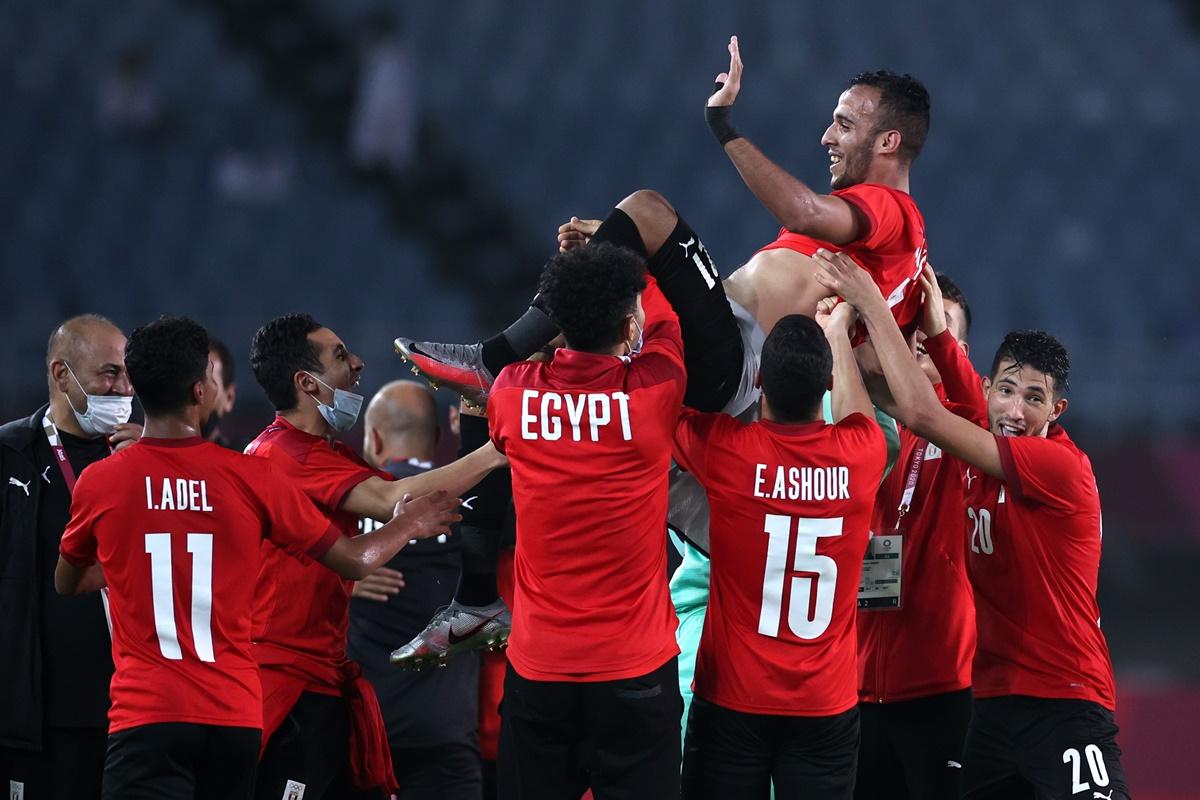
308, 327, 364, 393
983, 360, 1068, 439
822, 85, 882, 189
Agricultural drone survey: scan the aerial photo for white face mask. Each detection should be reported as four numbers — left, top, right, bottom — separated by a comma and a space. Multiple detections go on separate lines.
65, 364, 133, 436
628, 316, 645, 357
304, 372, 364, 433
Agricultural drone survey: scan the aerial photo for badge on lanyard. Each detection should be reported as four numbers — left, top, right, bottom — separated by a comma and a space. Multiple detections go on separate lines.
858, 441, 927, 610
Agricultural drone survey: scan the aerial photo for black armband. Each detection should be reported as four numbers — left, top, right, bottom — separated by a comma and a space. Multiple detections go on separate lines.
705, 104, 742, 146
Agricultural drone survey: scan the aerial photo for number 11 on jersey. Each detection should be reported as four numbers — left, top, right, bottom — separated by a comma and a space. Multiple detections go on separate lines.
145, 532, 215, 662
758, 514, 843, 640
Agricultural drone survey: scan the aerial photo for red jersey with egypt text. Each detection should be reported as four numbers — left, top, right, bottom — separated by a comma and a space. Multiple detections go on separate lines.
489, 275, 684, 682
758, 183, 927, 339
58, 438, 338, 733
675, 410, 886, 716
964, 426, 1116, 710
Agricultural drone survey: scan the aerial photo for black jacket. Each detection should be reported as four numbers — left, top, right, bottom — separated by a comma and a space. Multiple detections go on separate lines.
0, 405, 111, 750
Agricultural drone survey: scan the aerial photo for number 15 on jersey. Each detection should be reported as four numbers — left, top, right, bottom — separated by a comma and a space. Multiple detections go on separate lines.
759, 514, 843, 640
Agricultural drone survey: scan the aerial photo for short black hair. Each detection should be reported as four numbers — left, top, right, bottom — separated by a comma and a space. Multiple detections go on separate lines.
537, 243, 647, 352
759, 315, 832, 422
989, 330, 1070, 397
125, 316, 210, 416
849, 70, 930, 162
250, 313, 323, 411
935, 272, 972, 339
208, 337, 236, 387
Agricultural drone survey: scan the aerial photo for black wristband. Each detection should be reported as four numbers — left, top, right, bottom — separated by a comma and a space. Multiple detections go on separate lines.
705, 104, 742, 146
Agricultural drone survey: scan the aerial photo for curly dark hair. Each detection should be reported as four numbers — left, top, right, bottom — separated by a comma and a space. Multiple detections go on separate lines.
537, 243, 647, 352
250, 313, 323, 411
125, 316, 210, 416
989, 330, 1071, 397
935, 272, 972, 339
759, 314, 832, 422
849, 70, 930, 163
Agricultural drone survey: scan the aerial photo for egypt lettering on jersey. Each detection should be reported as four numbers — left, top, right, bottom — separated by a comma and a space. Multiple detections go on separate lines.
519, 388, 633, 442
753, 463, 851, 501
143, 476, 214, 512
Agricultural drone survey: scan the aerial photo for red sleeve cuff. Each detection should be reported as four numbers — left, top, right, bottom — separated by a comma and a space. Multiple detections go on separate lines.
994, 434, 1024, 502
305, 524, 341, 561
923, 328, 958, 359
58, 546, 95, 569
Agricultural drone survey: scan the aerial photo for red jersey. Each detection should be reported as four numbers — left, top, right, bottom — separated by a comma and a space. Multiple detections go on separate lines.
58, 438, 338, 734
964, 426, 1116, 710
245, 417, 389, 682
674, 410, 886, 716
858, 330, 983, 703
758, 183, 927, 338
488, 276, 684, 681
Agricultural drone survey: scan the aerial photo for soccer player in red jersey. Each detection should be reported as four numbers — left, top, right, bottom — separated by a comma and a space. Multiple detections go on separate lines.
855, 269, 981, 800
815, 251, 1131, 800
487, 243, 685, 799
673, 306, 885, 799
53, 316, 461, 800
245, 313, 504, 800
395, 37, 931, 423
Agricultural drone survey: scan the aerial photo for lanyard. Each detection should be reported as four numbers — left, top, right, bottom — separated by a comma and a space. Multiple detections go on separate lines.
894, 440, 928, 526
42, 413, 111, 494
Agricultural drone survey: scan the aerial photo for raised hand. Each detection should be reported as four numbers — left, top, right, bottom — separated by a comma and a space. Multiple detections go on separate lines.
816, 296, 858, 337
352, 567, 406, 603
706, 35, 743, 107
392, 490, 462, 541
812, 248, 887, 312
557, 217, 601, 252
109, 422, 143, 452
917, 264, 948, 339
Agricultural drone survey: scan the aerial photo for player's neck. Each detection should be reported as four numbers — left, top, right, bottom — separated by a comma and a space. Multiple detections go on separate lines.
47, 392, 92, 438
143, 410, 202, 439
374, 438, 435, 468
863, 162, 910, 194
280, 405, 335, 440
760, 396, 822, 425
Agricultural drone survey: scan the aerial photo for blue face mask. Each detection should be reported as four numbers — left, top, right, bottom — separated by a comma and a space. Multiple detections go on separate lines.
304, 372, 363, 432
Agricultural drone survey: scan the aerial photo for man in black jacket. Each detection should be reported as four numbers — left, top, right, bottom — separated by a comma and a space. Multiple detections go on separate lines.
0, 315, 140, 800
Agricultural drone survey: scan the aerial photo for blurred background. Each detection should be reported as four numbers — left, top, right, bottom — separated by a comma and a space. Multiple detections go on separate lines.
1, 0, 1197, 794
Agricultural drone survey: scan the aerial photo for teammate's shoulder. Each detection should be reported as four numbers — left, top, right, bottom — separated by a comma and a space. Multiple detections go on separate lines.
492, 361, 541, 392
245, 419, 325, 463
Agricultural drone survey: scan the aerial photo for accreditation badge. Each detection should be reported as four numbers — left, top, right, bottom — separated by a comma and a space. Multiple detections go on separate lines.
858, 531, 903, 609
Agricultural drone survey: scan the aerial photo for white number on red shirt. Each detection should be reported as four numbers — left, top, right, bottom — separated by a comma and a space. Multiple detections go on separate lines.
968, 507, 994, 555
144, 532, 215, 662
758, 514, 842, 640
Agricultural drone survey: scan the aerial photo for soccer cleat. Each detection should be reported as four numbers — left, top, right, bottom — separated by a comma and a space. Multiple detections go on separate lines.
389, 599, 512, 670
393, 338, 494, 409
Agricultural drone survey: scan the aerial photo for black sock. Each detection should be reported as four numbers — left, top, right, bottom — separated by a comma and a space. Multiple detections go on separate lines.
480, 302, 559, 376
590, 208, 649, 258
455, 524, 501, 606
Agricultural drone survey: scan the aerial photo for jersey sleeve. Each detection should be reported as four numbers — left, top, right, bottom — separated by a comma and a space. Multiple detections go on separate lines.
633, 274, 686, 386
673, 408, 735, 483
834, 184, 905, 251
995, 433, 1088, 511
291, 441, 383, 513
923, 329, 988, 424
255, 461, 341, 560
834, 412, 889, 481
58, 468, 104, 568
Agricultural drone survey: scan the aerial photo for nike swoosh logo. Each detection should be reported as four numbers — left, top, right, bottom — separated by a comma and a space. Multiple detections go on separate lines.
461, 496, 478, 511
447, 613, 497, 645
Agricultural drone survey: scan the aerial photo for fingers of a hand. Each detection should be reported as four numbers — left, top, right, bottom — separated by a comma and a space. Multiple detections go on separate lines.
356, 590, 390, 603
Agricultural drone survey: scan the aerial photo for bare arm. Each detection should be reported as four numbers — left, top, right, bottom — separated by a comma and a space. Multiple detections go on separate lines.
343, 441, 506, 523
706, 36, 866, 245
813, 249, 1005, 479
815, 299, 873, 422
54, 559, 106, 596
320, 490, 462, 580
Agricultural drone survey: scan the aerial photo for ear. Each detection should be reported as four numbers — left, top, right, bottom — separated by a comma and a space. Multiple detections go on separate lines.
981, 375, 992, 396
223, 382, 237, 414
960, 341, 970, 358
295, 370, 319, 397
192, 378, 206, 407
876, 129, 902, 156
369, 428, 384, 461
49, 360, 72, 393
1048, 396, 1068, 424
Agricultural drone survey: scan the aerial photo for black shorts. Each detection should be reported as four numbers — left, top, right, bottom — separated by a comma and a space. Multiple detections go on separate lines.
681, 695, 859, 800
256, 691, 386, 800
497, 658, 681, 800
962, 696, 1130, 800
854, 688, 973, 800
101, 722, 259, 800
1, 726, 107, 800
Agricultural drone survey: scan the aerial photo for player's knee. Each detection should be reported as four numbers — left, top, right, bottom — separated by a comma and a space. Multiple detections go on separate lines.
616, 189, 678, 253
